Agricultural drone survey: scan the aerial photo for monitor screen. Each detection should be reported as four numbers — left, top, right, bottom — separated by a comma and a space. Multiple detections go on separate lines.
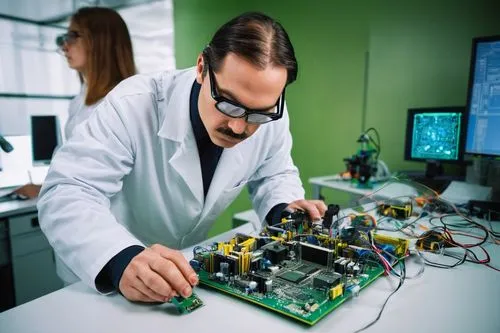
465, 35, 500, 157
404, 107, 466, 163
31, 115, 60, 165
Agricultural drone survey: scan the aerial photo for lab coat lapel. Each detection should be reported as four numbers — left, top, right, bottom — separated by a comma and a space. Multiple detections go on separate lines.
168, 135, 204, 205
158, 69, 204, 205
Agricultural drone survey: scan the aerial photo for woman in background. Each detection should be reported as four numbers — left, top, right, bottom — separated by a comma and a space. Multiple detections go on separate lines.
56, 6, 136, 139
14, 7, 137, 200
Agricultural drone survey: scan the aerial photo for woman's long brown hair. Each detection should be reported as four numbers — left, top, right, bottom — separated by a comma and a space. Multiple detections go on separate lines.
72, 7, 136, 105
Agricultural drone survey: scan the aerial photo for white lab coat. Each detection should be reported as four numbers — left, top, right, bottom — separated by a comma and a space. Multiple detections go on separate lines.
37, 67, 304, 292
64, 84, 101, 140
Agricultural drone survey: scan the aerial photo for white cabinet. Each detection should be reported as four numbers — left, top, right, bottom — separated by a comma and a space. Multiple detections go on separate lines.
7, 212, 63, 306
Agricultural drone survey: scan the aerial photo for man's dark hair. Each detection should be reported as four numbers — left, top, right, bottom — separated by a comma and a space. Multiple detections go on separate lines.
203, 12, 298, 85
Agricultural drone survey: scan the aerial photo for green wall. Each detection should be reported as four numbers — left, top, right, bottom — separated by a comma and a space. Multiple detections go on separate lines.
173, 0, 500, 236
366, 0, 500, 172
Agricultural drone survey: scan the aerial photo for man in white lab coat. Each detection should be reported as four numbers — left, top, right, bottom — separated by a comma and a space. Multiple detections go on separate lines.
38, 12, 326, 303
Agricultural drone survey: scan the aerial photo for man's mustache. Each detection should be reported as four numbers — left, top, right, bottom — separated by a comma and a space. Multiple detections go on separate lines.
216, 127, 248, 140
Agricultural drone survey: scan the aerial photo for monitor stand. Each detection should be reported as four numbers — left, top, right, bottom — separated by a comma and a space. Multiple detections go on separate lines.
425, 160, 444, 178
404, 161, 465, 193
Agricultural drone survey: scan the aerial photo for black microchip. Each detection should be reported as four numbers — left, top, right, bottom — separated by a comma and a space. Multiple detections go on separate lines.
279, 271, 306, 283
312, 274, 341, 289
266, 244, 288, 264
296, 264, 319, 275
300, 243, 332, 266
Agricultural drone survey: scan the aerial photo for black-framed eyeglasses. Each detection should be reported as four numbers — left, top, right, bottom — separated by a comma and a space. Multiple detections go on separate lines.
55, 31, 81, 48
204, 52, 286, 124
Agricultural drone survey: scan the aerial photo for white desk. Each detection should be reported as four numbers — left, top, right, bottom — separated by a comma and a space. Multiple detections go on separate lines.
1, 222, 499, 333
309, 175, 418, 201
0, 198, 37, 219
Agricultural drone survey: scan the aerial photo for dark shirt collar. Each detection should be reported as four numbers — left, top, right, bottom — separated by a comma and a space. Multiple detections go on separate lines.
189, 81, 209, 148
189, 80, 224, 198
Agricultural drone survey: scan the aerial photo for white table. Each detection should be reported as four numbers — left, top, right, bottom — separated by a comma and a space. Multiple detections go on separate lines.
309, 175, 419, 201
1, 221, 499, 333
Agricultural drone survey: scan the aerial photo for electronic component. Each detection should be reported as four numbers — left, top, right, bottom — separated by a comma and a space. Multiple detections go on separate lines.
313, 274, 341, 289
193, 202, 407, 326
296, 264, 319, 275
350, 214, 376, 229
279, 270, 307, 284
322, 204, 340, 229
220, 262, 229, 275
189, 259, 201, 272
379, 200, 412, 219
171, 292, 204, 314
373, 233, 410, 257
334, 258, 349, 274
265, 244, 288, 264
329, 284, 344, 300
300, 242, 334, 267
348, 284, 360, 297
343, 130, 380, 187
339, 227, 360, 243
265, 280, 273, 293
416, 230, 451, 251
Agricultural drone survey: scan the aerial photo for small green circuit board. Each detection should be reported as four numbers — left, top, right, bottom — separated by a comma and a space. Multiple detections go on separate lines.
171, 292, 204, 314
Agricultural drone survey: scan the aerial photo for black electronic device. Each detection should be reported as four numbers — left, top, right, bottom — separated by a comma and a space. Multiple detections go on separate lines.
464, 35, 500, 157
0, 133, 14, 153
404, 106, 467, 180
343, 128, 381, 188
468, 200, 500, 220
30, 115, 61, 165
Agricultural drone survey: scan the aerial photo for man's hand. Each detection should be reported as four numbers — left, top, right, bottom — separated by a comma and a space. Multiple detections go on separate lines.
286, 199, 327, 221
119, 244, 198, 303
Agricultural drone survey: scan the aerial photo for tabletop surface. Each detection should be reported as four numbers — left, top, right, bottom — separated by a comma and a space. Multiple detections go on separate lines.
0, 198, 37, 219
1, 220, 499, 333
308, 175, 419, 199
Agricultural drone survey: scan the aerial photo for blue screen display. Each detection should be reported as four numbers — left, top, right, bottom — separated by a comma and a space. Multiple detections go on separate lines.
411, 112, 462, 161
465, 38, 500, 156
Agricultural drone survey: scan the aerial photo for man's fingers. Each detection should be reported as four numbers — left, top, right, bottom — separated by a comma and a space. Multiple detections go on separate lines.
151, 245, 199, 285
135, 266, 173, 301
123, 286, 157, 303
287, 199, 327, 220
134, 276, 172, 302
150, 258, 193, 298
312, 200, 328, 216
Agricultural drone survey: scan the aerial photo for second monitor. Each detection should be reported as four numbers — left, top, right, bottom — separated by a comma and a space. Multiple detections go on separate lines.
404, 106, 467, 178
31, 115, 61, 166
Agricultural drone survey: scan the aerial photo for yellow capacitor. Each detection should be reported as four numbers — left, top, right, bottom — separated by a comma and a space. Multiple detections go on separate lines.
239, 238, 256, 252
329, 284, 343, 300
223, 244, 233, 255
209, 253, 215, 273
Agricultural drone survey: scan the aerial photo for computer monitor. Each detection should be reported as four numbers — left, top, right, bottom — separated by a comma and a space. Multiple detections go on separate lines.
464, 35, 500, 157
30, 115, 61, 165
404, 106, 466, 178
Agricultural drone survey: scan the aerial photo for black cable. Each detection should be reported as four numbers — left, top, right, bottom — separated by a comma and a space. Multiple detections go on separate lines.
418, 248, 467, 269
376, 211, 429, 232
439, 215, 489, 248
354, 260, 406, 332
364, 127, 381, 160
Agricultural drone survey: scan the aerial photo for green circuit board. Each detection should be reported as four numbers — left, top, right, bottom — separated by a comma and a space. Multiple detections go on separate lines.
171, 292, 204, 314
189, 209, 407, 325
198, 263, 384, 325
